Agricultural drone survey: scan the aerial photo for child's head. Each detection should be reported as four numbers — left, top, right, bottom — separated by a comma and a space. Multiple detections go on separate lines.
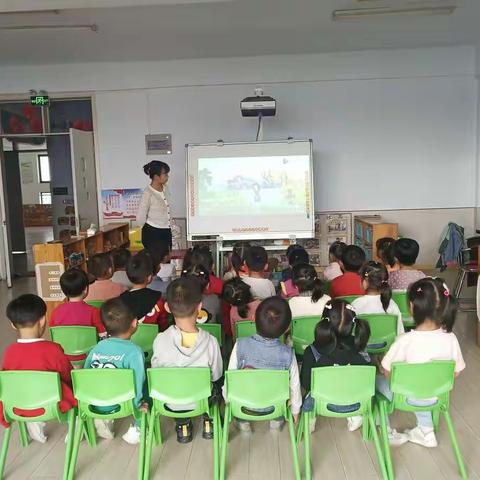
359, 261, 392, 312
292, 263, 325, 302
315, 299, 370, 352
126, 251, 154, 286
340, 245, 366, 273
7, 294, 47, 337
407, 277, 456, 332
286, 244, 309, 267
112, 248, 132, 272
394, 238, 420, 266
183, 245, 214, 272
222, 278, 253, 319
146, 242, 170, 275
244, 246, 268, 273
255, 297, 291, 339
375, 237, 396, 268
329, 241, 346, 263
231, 241, 251, 273
181, 263, 209, 293
60, 268, 89, 300
88, 253, 113, 280
166, 277, 203, 319
100, 297, 137, 338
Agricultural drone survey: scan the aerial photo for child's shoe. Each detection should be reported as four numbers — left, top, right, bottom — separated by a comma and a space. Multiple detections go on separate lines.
309, 417, 317, 434
347, 415, 363, 432
122, 424, 141, 445
94, 419, 114, 439
176, 420, 193, 444
26, 422, 47, 443
405, 426, 438, 448
388, 427, 408, 446
269, 419, 284, 430
202, 417, 214, 440
235, 420, 252, 433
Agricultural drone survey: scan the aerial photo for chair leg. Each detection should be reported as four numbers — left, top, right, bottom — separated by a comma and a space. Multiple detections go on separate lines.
143, 412, 156, 480
303, 412, 312, 480
432, 409, 440, 433
138, 411, 147, 480
0, 425, 12, 479
18, 421, 29, 447
63, 410, 76, 480
379, 401, 394, 480
296, 413, 304, 445
362, 413, 371, 441
213, 406, 220, 480
443, 410, 468, 479
85, 417, 97, 447
153, 416, 161, 446
67, 418, 85, 480
219, 405, 231, 480
286, 412, 301, 480
368, 413, 389, 480
454, 270, 466, 299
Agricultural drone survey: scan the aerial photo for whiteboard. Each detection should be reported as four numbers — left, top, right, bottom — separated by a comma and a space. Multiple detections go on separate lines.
186, 140, 314, 240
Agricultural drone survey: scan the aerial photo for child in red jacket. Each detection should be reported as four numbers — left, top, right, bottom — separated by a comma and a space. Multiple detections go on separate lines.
1, 294, 77, 442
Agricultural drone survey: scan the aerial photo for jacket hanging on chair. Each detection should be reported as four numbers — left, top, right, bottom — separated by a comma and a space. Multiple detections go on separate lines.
436, 222, 465, 272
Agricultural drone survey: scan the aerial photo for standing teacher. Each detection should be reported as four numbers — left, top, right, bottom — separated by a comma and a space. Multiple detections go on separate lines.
137, 160, 172, 250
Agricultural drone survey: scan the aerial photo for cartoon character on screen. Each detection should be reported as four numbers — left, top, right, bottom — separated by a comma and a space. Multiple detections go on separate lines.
252, 183, 261, 203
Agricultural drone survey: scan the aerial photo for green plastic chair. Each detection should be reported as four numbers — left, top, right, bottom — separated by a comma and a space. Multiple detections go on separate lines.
298, 366, 388, 480
357, 314, 398, 355
377, 361, 467, 480
68, 369, 146, 480
220, 370, 301, 480
131, 323, 159, 363
391, 290, 415, 328
336, 294, 362, 303
86, 300, 105, 309
291, 316, 319, 355
0, 371, 76, 480
235, 320, 257, 339
144, 367, 221, 480
198, 323, 223, 347
50, 326, 98, 367
323, 280, 332, 295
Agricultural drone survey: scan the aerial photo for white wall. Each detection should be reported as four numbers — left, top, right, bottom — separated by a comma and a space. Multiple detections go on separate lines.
18, 152, 50, 204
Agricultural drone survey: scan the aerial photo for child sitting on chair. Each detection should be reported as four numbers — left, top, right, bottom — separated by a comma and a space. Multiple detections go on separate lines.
242, 246, 276, 300
111, 248, 133, 289
147, 241, 174, 296
388, 238, 426, 290
280, 244, 309, 298
323, 241, 346, 281
329, 245, 366, 298
223, 241, 251, 281
85, 297, 148, 444
1, 294, 77, 443
85, 253, 126, 301
183, 245, 223, 296
375, 238, 398, 273
151, 277, 223, 444
50, 268, 106, 338
226, 297, 301, 431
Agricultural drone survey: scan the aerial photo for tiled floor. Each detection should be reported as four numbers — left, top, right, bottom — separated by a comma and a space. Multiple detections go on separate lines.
0, 274, 479, 479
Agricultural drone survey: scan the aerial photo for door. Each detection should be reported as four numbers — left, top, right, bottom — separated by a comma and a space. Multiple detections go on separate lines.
69, 128, 99, 234
0, 149, 14, 287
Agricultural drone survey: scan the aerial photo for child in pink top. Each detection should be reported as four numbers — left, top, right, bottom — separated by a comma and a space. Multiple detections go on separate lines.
388, 238, 425, 290
222, 278, 261, 338
280, 244, 309, 299
85, 253, 126, 301
323, 241, 346, 281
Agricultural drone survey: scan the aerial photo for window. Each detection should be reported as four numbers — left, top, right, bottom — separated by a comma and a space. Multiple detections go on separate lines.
39, 192, 51, 205
38, 154, 51, 183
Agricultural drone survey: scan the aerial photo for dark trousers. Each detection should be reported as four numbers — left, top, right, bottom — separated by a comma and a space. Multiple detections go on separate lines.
142, 223, 172, 250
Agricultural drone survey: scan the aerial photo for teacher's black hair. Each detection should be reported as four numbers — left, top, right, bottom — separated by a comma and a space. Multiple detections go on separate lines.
143, 160, 170, 179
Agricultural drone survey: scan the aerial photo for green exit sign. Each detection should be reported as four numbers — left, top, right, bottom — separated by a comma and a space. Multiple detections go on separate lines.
30, 95, 49, 106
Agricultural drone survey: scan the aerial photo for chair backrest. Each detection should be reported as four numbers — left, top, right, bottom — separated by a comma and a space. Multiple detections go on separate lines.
71, 369, 136, 419
291, 316, 319, 355
310, 365, 376, 417
235, 320, 257, 339
131, 323, 159, 362
197, 323, 223, 346
391, 290, 409, 317
86, 300, 105, 309
0, 371, 63, 422
389, 361, 455, 411
357, 313, 398, 354
50, 326, 98, 356
147, 367, 211, 417
336, 295, 361, 303
224, 369, 289, 421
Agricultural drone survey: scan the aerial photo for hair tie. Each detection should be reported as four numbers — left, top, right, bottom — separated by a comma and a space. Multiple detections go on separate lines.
364, 272, 369, 277
345, 304, 355, 312
443, 282, 450, 297
382, 280, 388, 285
352, 317, 356, 325
416, 287, 422, 293
324, 317, 330, 323
324, 303, 332, 310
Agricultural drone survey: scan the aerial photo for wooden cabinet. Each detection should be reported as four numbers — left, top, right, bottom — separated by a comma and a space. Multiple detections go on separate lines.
353, 216, 398, 261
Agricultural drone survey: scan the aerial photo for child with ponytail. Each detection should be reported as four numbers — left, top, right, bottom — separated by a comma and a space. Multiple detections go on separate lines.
288, 263, 330, 318
379, 277, 465, 448
352, 261, 404, 335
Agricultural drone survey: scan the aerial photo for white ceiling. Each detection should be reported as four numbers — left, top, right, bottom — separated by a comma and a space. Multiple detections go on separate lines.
0, 0, 478, 65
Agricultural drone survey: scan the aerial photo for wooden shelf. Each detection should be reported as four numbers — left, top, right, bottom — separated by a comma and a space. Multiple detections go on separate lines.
353, 217, 398, 261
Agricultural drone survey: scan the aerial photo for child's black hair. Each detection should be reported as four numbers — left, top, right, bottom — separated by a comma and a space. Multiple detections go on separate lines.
183, 245, 214, 271
341, 245, 366, 273
329, 241, 347, 262
111, 248, 132, 270
146, 242, 170, 274
244, 245, 268, 273
88, 253, 113, 279
407, 277, 457, 332
359, 261, 392, 312
100, 297, 135, 336
166, 277, 203, 318
286, 244, 309, 266
222, 278, 253, 319
126, 251, 154, 285
255, 297, 292, 339
231, 241, 251, 273
7, 294, 47, 328
143, 160, 170, 179
60, 268, 89, 298
181, 263, 209, 293
394, 238, 420, 266
292, 263, 324, 302
375, 237, 396, 268
315, 299, 370, 353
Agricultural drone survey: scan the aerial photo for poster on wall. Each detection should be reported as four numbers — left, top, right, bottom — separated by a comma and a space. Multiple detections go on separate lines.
102, 188, 143, 220
20, 161, 34, 184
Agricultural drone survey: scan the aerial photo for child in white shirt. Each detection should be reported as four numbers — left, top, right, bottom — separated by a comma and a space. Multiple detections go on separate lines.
352, 261, 404, 335
242, 246, 276, 300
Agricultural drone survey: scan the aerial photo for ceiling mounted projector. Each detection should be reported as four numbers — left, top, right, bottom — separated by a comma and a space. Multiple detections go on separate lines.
241, 88, 276, 117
